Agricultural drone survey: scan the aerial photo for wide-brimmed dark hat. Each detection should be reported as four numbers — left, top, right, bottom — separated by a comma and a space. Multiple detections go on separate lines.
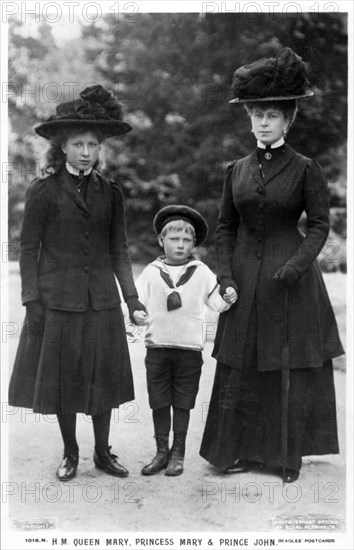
154, 205, 209, 246
229, 47, 314, 103
34, 85, 132, 139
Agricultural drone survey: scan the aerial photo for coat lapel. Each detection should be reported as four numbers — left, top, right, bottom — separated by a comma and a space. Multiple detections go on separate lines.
261, 144, 296, 185
247, 144, 297, 186
85, 171, 99, 210
248, 150, 263, 186
59, 168, 99, 213
59, 168, 89, 212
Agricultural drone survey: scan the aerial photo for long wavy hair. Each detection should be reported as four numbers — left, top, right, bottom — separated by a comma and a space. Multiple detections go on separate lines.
42, 125, 105, 175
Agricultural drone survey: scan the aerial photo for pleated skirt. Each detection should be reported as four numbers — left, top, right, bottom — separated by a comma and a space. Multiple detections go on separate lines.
200, 300, 339, 471
9, 303, 134, 415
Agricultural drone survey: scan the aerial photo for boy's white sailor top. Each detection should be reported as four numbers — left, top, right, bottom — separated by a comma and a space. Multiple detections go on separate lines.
135, 258, 230, 350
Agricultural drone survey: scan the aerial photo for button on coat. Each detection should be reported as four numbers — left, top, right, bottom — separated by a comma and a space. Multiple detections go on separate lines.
213, 144, 344, 371
20, 168, 138, 311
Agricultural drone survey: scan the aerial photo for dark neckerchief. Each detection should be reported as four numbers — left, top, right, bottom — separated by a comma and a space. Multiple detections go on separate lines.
158, 262, 198, 311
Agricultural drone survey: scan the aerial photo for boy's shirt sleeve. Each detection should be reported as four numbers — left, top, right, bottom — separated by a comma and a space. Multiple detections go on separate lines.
203, 265, 231, 313
134, 268, 150, 307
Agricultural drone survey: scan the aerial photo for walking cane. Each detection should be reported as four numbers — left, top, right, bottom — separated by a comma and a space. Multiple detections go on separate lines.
281, 288, 290, 484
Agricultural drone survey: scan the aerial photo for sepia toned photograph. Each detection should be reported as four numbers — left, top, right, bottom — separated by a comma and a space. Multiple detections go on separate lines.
1, 2, 352, 549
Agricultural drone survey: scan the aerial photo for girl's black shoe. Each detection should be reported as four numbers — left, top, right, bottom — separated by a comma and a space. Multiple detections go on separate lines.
94, 446, 129, 477
56, 453, 79, 481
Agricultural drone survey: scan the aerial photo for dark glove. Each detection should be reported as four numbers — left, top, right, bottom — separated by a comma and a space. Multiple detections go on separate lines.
272, 265, 300, 289
126, 296, 147, 324
219, 277, 239, 297
26, 300, 45, 325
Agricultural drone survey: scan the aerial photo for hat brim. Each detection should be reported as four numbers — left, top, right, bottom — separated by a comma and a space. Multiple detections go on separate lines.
229, 90, 314, 103
34, 119, 132, 139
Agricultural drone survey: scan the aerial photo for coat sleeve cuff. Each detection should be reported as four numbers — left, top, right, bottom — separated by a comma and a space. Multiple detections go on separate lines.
125, 296, 147, 324
22, 292, 40, 305
218, 276, 239, 296
284, 261, 302, 278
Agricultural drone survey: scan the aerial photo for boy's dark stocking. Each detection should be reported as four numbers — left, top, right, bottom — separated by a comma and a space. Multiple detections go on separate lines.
172, 406, 190, 434
153, 405, 171, 433
165, 406, 190, 476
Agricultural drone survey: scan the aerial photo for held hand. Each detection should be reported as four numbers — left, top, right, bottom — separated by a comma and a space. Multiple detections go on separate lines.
126, 297, 147, 324
272, 265, 300, 289
223, 286, 238, 305
219, 277, 238, 297
133, 310, 149, 326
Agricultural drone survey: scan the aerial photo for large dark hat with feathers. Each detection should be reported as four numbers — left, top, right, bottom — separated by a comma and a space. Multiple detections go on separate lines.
229, 47, 314, 103
35, 85, 131, 139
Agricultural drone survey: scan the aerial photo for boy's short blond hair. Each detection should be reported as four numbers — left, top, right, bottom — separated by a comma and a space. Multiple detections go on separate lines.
160, 219, 196, 239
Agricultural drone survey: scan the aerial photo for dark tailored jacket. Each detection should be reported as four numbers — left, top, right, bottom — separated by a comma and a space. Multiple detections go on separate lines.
20, 167, 138, 311
213, 144, 344, 371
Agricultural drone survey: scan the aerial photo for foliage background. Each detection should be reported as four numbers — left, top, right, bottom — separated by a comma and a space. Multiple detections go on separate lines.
8, 12, 347, 270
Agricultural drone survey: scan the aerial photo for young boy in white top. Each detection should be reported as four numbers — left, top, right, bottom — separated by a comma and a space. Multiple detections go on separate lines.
133, 205, 238, 476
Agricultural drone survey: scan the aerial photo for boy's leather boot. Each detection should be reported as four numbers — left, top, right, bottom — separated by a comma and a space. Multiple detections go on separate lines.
141, 433, 170, 475
165, 432, 186, 476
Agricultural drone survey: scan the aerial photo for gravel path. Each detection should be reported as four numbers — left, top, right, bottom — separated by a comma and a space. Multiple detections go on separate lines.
4, 266, 347, 540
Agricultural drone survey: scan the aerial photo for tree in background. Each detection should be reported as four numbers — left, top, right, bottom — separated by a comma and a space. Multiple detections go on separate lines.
8, 12, 347, 270
8, 19, 104, 246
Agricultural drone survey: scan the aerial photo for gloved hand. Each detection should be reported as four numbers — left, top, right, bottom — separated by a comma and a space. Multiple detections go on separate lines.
26, 300, 45, 325
219, 277, 239, 297
272, 265, 300, 288
126, 296, 147, 324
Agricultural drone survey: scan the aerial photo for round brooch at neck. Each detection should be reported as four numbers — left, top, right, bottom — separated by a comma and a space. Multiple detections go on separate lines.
265, 152, 272, 160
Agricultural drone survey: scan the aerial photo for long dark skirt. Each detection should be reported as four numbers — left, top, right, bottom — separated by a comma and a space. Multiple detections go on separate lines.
9, 303, 134, 415
200, 302, 339, 471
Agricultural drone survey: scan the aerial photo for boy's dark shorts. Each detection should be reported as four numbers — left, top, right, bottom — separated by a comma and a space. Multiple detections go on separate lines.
145, 347, 203, 410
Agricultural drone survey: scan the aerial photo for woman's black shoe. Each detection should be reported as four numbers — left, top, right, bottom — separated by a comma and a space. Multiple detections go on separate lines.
283, 469, 300, 483
56, 453, 79, 481
224, 458, 250, 474
94, 446, 129, 477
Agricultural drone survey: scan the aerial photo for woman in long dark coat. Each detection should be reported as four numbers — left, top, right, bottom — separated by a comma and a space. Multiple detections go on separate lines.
200, 48, 344, 483
9, 85, 146, 481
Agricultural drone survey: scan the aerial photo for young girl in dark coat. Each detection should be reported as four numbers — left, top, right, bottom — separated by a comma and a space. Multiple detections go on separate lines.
9, 85, 146, 481
200, 48, 344, 483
